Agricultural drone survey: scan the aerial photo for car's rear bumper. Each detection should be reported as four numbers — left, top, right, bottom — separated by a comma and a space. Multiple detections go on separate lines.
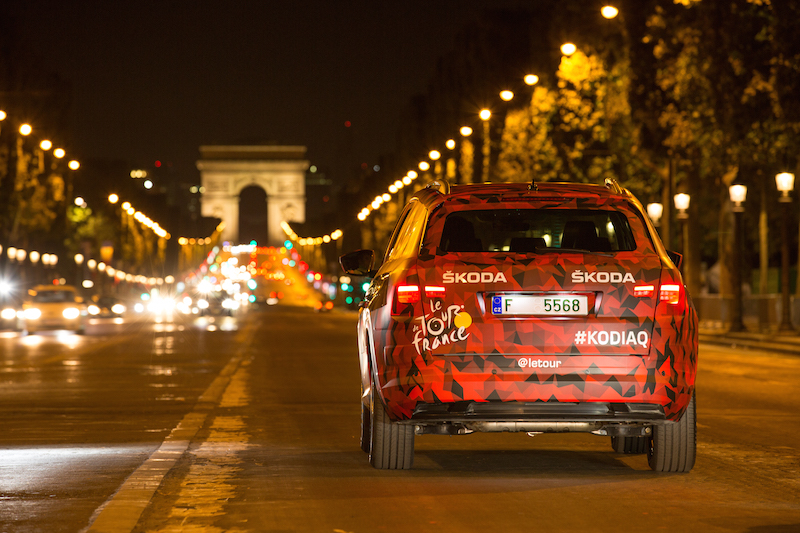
406, 400, 665, 436
376, 348, 695, 422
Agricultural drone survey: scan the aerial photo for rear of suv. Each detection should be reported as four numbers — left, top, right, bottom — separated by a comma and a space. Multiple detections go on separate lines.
340, 178, 698, 472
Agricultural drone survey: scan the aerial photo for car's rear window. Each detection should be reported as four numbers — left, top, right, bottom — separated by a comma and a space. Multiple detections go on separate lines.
33, 290, 76, 303
438, 208, 636, 253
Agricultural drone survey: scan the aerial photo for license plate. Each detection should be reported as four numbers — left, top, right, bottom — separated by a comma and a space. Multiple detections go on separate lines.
492, 295, 588, 316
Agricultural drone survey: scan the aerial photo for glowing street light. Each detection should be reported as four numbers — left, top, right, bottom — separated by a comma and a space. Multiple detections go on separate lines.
561, 42, 577, 56
68, 160, 80, 170
524, 74, 539, 86
54, 148, 65, 159
40, 140, 52, 151
429, 150, 441, 161
776, 172, 796, 331
479, 109, 492, 121
460, 126, 473, 137
728, 183, 748, 332
500, 90, 514, 102
108, 193, 119, 204
674, 193, 691, 219
419, 161, 430, 172
445, 139, 456, 150
19, 124, 32, 136
646, 203, 664, 227
601, 5, 619, 19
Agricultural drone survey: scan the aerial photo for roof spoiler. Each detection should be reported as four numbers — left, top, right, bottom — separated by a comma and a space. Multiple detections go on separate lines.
604, 177, 631, 197
426, 179, 451, 194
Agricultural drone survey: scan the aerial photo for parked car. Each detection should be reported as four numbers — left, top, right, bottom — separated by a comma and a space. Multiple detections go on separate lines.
340, 178, 698, 472
21, 285, 87, 334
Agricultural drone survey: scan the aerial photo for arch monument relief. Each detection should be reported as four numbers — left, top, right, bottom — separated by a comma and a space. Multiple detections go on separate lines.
197, 145, 309, 245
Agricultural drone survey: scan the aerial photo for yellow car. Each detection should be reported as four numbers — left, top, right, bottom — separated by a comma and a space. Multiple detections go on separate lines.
21, 285, 87, 335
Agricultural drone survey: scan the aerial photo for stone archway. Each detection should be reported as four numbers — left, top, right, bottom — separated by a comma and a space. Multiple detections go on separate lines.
197, 145, 308, 245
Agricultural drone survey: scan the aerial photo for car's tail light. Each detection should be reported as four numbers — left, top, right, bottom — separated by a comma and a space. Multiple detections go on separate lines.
393, 284, 445, 314
659, 284, 682, 305
633, 285, 655, 298
656, 271, 685, 315
396, 285, 421, 304
424, 285, 446, 299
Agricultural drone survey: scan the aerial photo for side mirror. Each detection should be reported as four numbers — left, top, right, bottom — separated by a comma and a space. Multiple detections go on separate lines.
666, 250, 683, 269
340, 250, 376, 276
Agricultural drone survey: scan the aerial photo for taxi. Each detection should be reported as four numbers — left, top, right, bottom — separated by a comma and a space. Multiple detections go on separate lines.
21, 284, 87, 334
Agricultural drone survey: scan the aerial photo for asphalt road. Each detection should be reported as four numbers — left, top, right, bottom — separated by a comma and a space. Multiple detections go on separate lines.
1, 307, 799, 533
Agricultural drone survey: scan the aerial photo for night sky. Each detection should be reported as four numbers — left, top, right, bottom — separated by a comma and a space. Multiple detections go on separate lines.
8, 0, 531, 182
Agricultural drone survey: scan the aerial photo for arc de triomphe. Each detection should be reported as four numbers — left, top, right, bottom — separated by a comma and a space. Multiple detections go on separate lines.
197, 145, 309, 245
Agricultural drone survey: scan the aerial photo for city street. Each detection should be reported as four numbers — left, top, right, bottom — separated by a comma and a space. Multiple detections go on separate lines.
0, 305, 798, 532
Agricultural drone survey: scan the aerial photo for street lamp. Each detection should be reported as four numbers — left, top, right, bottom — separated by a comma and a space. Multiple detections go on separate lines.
480, 109, 491, 182
459, 126, 473, 137
499, 90, 514, 102
776, 172, 795, 331
729, 183, 748, 332
674, 193, 691, 262
524, 74, 539, 86
601, 5, 620, 19
74, 253, 84, 287
561, 42, 577, 56
647, 202, 664, 227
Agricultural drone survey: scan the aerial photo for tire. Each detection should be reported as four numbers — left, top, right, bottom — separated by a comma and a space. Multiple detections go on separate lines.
360, 384, 371, 453
611, 435, 649, 454
648, 393, 696, 473
369, 385, 414, 470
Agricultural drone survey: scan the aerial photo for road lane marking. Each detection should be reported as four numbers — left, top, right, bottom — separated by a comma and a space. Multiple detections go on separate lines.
82, 322, 257, 533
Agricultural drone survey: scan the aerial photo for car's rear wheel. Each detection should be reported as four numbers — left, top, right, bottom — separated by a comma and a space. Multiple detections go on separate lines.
369, 384, 414, 469
611, 435, 649, 454
648, 392, 696, 472
360, 384, 371, 453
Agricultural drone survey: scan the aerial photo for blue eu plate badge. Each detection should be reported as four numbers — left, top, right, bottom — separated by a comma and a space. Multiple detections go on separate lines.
492, 296, 502, 315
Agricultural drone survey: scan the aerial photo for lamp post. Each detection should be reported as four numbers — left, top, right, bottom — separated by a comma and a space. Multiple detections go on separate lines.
674, 193, 691, 270
29, 251, 40, 284
729, 184, 748, 332
459, 126, 473, 184
74, 253, 84, 287
479, 109, 491, 182
776, 172, 795, 331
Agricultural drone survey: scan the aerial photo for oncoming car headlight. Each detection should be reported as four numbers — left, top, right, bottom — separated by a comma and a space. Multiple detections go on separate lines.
197, 299, 209, 310
63, 307, 81, 320
111, 303, 126, 315
88, 305, 101, 316
24, 308, 42, 320
1, 307, 17, 320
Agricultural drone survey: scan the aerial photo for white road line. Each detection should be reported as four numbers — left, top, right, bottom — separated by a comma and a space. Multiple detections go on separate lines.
81, 323, 256, 533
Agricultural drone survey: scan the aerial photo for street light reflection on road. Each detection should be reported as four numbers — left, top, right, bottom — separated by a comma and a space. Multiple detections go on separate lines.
1, 446, 152, 492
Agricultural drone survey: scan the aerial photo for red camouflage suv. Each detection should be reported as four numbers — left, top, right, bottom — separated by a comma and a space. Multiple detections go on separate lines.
340, 178, 698, 472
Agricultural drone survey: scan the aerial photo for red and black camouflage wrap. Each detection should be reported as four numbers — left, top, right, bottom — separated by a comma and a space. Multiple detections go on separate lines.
361, 183, 698, 425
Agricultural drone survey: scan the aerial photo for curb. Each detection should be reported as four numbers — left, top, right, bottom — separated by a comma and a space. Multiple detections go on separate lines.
699, 333, 800, 356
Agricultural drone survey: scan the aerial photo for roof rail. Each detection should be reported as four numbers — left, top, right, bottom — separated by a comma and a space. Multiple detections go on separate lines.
426, 179, 451, 194
604, 177, 625, 195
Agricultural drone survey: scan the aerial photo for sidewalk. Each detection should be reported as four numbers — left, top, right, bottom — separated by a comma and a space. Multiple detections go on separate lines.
699, 320, 800, 355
